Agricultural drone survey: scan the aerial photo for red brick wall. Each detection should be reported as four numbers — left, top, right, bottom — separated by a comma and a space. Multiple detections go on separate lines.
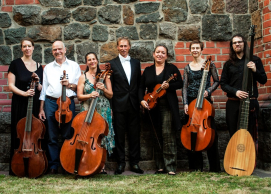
1, 0, 39, 12
254, 0, 271, 107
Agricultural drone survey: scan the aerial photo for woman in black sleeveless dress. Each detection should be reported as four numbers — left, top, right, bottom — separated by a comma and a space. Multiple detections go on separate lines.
7, 38, 43, 175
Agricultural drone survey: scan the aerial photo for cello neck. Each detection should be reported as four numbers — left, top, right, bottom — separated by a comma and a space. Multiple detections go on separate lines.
84, 77, 105, 123
195, 69, 209, 109
61, 85, 67, 102
25, 95, 33, 132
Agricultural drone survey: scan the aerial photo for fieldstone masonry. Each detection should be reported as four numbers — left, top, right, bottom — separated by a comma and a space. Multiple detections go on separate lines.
0, 0, 270, 171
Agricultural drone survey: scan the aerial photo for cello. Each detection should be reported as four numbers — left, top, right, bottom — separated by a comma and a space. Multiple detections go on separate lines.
60, 65, 112, 176
11, 73, 48, 178
144, 74, 177, 109
181, 56, 215, 152
223, 25, 256, 176
55, 70, 72, 127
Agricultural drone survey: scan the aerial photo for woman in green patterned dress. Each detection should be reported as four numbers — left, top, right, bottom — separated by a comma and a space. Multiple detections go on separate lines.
77, 52, 115, 174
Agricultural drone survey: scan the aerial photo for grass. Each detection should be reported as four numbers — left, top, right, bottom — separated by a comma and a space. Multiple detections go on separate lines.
0, 171, 271, 193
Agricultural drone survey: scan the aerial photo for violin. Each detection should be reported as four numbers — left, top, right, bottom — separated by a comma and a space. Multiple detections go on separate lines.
60, 64, 112, 176
143, 74, 177, 109
11, 73, 48, 178
55, 70, 72, 127
181, 56, 215, 152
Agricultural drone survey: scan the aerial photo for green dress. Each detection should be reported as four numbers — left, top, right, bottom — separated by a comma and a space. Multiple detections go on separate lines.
80, 74, 115, 156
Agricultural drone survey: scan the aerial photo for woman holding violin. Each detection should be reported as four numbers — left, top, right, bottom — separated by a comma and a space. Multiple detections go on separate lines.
77, 52, 115, 174
182, 40, 220, 172
8, 37, 43, 175
139, 44, 182, 175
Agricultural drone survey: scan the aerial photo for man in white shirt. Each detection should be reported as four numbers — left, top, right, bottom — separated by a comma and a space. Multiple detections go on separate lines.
109, 37, 143, 174
39, 41, 81, 174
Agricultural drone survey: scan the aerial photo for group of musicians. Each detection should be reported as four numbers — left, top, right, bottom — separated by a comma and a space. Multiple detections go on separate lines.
7, 35, 267, 177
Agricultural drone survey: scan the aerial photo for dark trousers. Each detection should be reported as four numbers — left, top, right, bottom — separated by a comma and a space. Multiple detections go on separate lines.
226, 99, 259, 138
185, 97, 221, 172
113, 101, 140, 166
44, 97, 75, 170
151, 98, 177, 172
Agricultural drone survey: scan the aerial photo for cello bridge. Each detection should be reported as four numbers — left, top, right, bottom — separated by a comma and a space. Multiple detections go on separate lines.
77, 140, 88, 145
22, 149, 32, 151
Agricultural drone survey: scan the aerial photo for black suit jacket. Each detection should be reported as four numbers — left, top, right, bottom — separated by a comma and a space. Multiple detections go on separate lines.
139, 63, 183, 130
109, 56, 141, 112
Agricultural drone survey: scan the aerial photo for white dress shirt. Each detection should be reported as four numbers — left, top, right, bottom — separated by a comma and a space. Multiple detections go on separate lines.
119, 54, 131, 84
39, 58, 81, 101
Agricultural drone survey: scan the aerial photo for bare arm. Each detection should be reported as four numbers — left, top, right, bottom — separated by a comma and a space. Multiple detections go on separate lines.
8, 72, 34, 97
39, 100, 46, 121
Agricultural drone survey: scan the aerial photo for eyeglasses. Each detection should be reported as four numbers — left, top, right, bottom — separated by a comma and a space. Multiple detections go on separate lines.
232, 41, 243, 45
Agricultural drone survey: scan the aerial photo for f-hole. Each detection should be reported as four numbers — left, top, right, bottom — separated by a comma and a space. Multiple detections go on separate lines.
70, 134, 79, 145
187, 118, 192, 127
90, 137, 96, 150
202, 119, 207, 129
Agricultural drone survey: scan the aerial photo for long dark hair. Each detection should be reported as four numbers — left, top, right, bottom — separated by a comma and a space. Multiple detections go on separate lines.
85, 52, 101, 76
229, 34, 248, 63
153, 44, 169, 64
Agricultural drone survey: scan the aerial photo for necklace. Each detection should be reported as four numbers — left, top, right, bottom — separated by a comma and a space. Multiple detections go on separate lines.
88, 72, 96, 80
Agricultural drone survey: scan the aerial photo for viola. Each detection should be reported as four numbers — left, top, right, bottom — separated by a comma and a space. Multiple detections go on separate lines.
143, 74, 177, 109
223, 25, 256, 176
181, 56, 215, 152
60, 64, 112, 176
55, 70, 72, 127
11, 73, 48, 178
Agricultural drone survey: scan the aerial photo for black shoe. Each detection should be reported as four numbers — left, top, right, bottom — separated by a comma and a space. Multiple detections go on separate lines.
155, 169, 167, 174
100, 168, 107, 175
48, 169, 58, 175
130, 164, 144, 174
114, 164, 125, 175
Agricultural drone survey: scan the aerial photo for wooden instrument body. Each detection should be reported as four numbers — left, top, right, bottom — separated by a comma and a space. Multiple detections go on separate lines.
181, 98, 215, 151
180, 56, 215, 152
143, 74, 177, 110
55, 96, 72, 124
55, 70, 72, 124
60, 108, 109, 176
224, 129, 256, 176
11, 115, 48, 178
143, 84, 166, 109
11, 73, 48, 178
60, 64, 112, 176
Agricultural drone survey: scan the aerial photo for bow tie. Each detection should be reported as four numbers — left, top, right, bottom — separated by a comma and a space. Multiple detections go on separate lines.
122, 56, 131, 62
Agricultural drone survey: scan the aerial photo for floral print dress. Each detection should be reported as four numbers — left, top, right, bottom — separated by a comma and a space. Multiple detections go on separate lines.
80, 74, 115, 156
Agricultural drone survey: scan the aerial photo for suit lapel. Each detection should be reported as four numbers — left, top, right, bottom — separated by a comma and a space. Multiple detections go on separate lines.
130, 58, 136, 85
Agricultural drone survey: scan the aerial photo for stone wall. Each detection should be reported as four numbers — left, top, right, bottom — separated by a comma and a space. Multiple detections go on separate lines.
0, 0, 270, 171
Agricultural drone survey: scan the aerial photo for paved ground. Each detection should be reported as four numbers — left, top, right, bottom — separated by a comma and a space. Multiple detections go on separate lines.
1, 168, 271, 178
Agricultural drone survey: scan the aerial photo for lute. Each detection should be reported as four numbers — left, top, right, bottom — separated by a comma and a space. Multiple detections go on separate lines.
223, 25, 256, 176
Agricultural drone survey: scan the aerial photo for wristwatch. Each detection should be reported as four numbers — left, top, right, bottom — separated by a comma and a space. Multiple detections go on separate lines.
70, 84, 73, 89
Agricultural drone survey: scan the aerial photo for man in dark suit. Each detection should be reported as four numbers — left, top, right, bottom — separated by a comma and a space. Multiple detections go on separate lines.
109, 37, 143, 174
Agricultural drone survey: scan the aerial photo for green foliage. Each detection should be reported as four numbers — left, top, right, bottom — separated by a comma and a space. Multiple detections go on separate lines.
0, 172, 271, 193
